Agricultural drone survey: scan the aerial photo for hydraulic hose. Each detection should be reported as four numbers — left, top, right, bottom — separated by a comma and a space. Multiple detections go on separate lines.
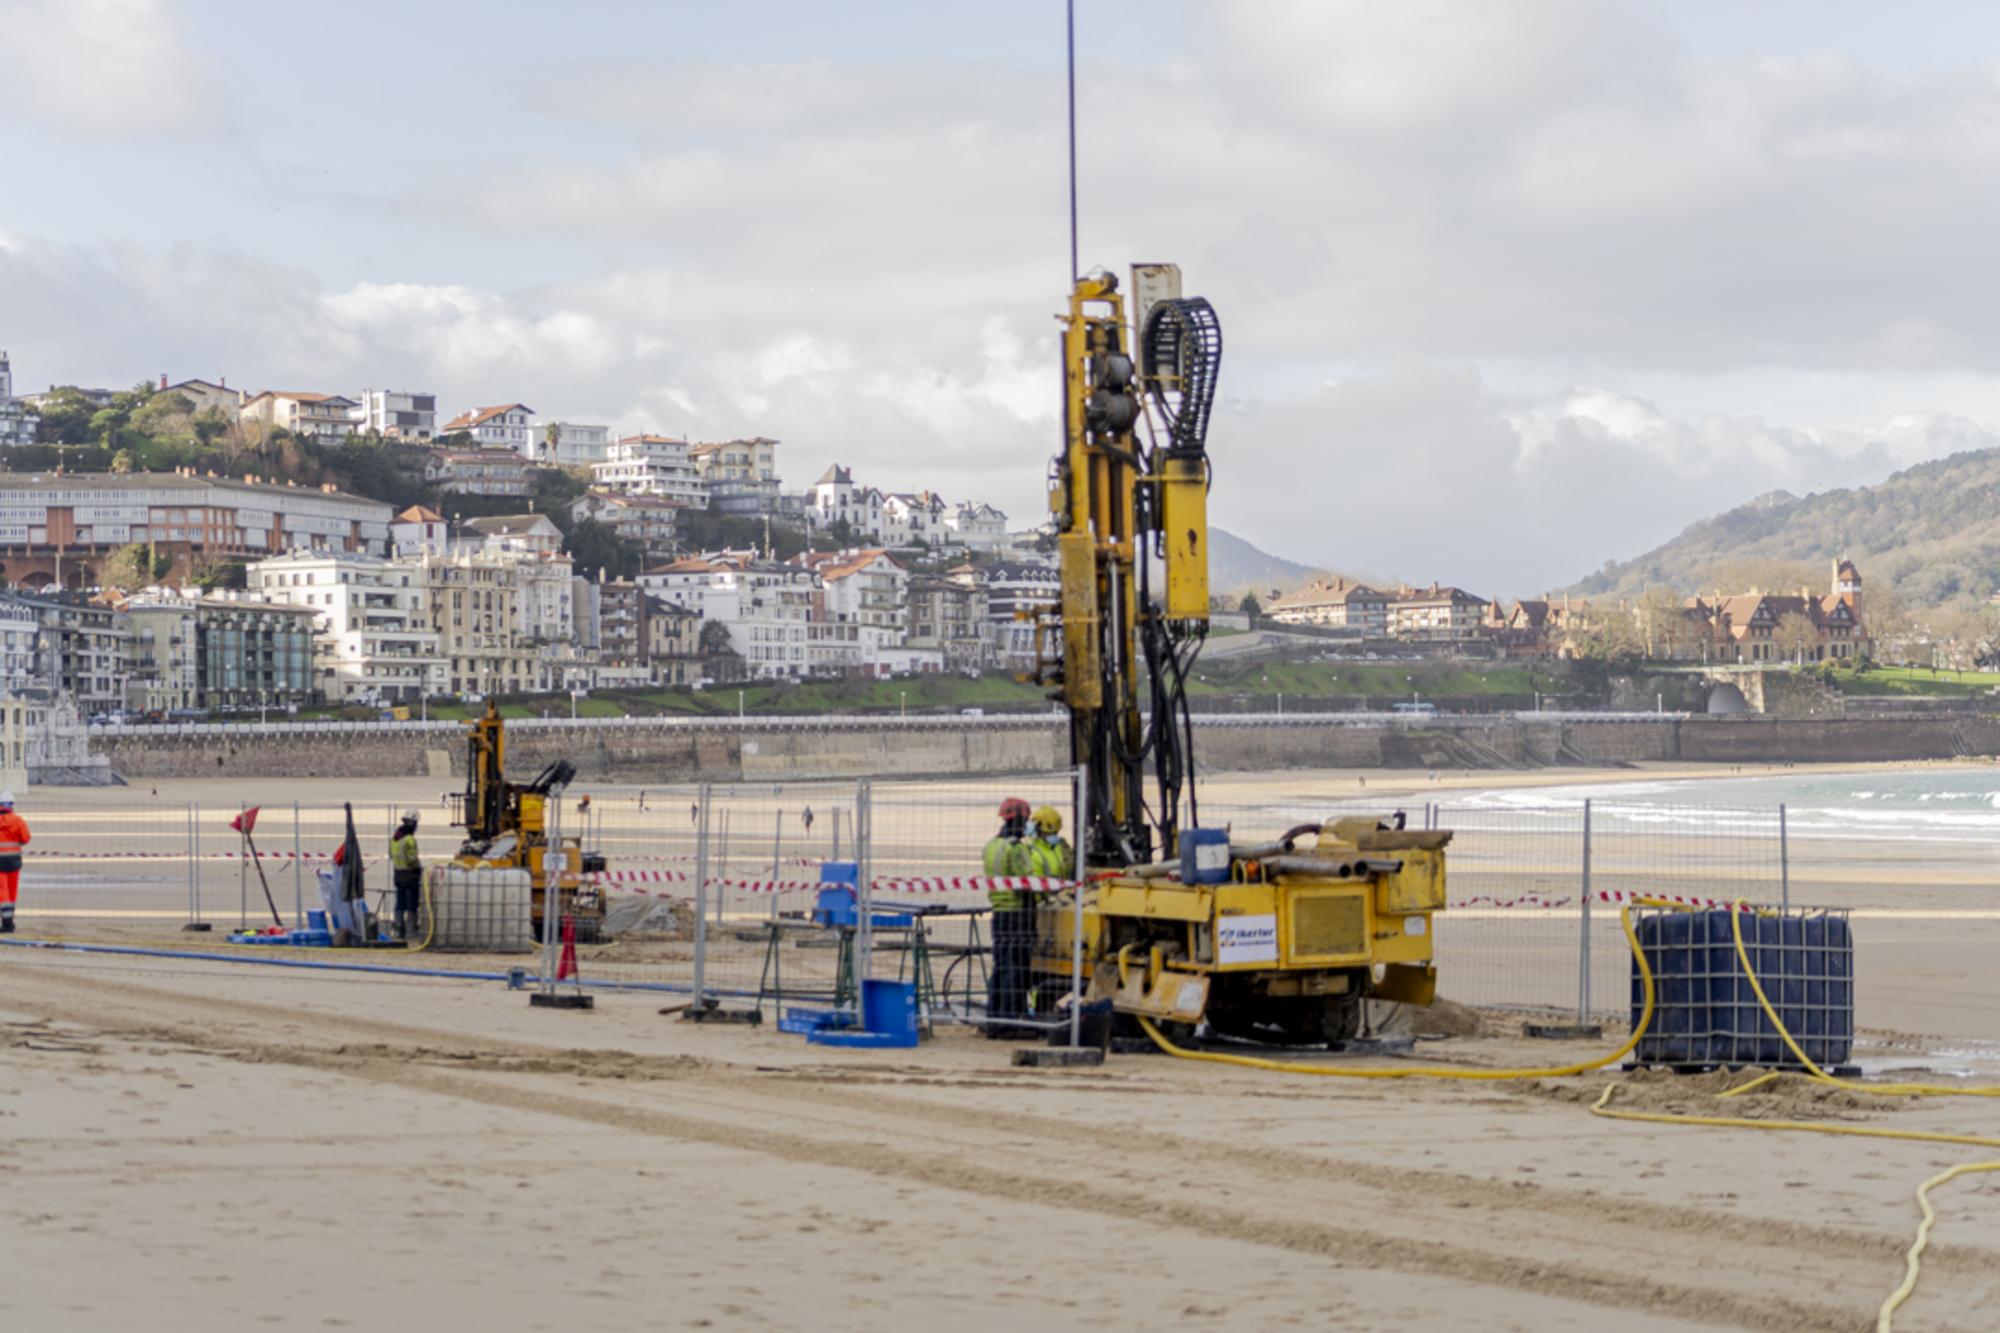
1134, 904, 1658, 1081
1129, 898, 2000, 1330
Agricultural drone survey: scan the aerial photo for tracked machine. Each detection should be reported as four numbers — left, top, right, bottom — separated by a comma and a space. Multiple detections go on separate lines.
450, 701, 607, 941
1032, 265, 1449, 1045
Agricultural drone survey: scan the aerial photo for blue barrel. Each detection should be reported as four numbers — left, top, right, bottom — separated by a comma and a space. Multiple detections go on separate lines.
1179, 827, 1231, 884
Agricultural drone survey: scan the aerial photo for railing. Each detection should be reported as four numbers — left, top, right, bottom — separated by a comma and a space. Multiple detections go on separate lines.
80, 709, 1696, 739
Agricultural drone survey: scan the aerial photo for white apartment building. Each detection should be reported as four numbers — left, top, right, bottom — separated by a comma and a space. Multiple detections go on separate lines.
640, 553, 815, 680
569, 492, 679, 558
793, 548, 908, 673
944, 501, 1008, 552
161, 377, 240, 419
808, 465, 885, 538
237, 392, 360, 442
440, 403, 535, 452
0, 351, 39, 446
248, 551, 447, 703
423, 449, 531, 497
956, 560, 1059, 671
461, 514, 564, 556
592, 435, 708, 506
881, 491, 947, 546
526, 420, 612, 467
689, 437, 780, 514
123, 601, 199, 711
391, 505, 449, 558
356, 389, 437, 442
0, 598, 38, 695
414, 551, 547, 696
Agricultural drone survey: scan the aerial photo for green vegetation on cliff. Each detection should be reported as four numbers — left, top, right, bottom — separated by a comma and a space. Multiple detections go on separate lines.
1573, 447, 2000, 611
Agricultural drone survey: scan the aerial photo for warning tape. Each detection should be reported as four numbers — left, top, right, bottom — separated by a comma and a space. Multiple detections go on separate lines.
1446, 889, 1758, 913
583, 873, 1077, 897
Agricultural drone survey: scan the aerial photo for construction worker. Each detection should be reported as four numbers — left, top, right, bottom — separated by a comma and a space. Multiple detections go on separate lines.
389, 811, 423, 943
983, 797, 1034, 1036
1026, 806, 1075, 880
0, 792, 28, 934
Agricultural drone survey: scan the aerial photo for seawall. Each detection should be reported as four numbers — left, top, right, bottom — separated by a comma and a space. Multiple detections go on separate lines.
91, 711, 2000, 782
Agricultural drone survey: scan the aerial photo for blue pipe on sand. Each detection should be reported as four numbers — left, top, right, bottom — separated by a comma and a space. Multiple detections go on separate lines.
0, 937, 762, 997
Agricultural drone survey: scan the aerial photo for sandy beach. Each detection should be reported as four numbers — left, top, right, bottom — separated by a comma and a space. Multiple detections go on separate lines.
5, 758, 2000, 1330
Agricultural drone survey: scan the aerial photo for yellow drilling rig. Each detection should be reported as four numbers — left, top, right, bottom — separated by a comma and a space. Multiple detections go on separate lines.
450, 701, 607, 941
1032, 264, 1450, 1045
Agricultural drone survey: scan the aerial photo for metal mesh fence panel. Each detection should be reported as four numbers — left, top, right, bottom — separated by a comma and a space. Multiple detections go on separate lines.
22, 796, 212, 941
865, 771, 1082, 1036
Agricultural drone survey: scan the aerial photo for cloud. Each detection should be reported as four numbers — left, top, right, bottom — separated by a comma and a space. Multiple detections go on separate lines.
0, 0, 219, 136
10, 5, 2000, 594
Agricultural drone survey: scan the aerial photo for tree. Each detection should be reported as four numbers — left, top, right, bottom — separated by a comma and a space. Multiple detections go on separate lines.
1238, 591, 1262, 620
699, 620, 746, 683
191, 406, 232, 447
98, 543, 155, 592
543, 421, 562, 462
565, 519, 644, 580
1572, 605, 1645, 661
32, 387, 103, 445
109, 449, 136, 475
1773, 612, 1821, 665
1635, 585, 1688, 659
130, 392, 196, 444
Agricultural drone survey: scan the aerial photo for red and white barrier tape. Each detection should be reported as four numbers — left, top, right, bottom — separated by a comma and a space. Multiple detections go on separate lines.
583, 873, 1077, 896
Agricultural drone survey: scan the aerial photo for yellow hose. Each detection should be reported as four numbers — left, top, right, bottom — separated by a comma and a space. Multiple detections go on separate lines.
1132, 905, 1659, 1081
1876, 1163, 2000, 1332
1128, 899, 1999, 1329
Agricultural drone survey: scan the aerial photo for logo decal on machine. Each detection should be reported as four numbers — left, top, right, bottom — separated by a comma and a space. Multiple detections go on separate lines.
1217, 913, 1279, 965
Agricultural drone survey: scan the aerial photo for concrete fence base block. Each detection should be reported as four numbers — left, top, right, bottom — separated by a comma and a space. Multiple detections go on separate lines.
1012, 1047, 1106, 1068
683, 1005, 761, 1025
1524, 1022, 1603, 1040
529, 992, 595, 1010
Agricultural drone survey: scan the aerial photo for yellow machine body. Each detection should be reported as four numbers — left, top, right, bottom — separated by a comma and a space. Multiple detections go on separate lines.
1036, 828, 1448, 1039
450, 701, 601, 936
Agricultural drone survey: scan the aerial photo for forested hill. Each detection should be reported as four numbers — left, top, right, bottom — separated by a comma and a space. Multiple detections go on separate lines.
1570, 447, 2000, 610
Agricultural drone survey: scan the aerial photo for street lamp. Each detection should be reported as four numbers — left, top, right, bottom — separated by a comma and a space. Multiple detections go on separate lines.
899, 689, 907, 719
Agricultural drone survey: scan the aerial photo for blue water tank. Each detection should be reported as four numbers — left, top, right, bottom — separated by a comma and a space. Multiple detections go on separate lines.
1632, 910, 1852, 1068
1179, 827, 1231, 884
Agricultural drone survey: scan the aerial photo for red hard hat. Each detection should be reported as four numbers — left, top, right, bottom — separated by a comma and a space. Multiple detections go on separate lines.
998, 797, 1031, 821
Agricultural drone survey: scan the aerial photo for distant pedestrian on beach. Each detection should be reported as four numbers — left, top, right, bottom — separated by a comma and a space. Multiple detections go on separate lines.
802, 805, 815, 836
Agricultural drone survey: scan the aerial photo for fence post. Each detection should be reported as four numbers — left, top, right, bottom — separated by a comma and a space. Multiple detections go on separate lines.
853, 778, 873, 1014
292, 802, 303, 926
192, 802, 202, 925
1070, 762, 1087, 1048
538, 788, 564, 994
831, 806, 842, 859
692, 784, 711, 1007
184, 803, 195, 924
1779, 802, 1790, 913
770, 804, 784, 922
238, 802, 248, 930
1578, 799, 1593, 1024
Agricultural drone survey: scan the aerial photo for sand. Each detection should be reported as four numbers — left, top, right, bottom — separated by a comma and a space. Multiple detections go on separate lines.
6, 760, 2000, 1330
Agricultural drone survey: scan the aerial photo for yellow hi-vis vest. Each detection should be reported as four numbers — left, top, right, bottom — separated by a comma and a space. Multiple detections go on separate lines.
984, 835, 1027, 909
389, 833, 422, 872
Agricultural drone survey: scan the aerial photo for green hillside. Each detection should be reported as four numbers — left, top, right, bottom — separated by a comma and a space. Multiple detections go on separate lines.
1572, 447, 2000, 610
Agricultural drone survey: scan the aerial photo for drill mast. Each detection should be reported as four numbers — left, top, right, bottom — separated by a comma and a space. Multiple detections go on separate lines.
1046, 266, 1221, 871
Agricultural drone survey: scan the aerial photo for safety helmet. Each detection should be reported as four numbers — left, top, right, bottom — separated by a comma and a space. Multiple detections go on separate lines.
1031, 805, 1062, 835
0, 790, 16, 808
998, 797, 1031, 821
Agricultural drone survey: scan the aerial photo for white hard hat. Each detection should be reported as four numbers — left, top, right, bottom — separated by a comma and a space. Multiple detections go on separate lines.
401, 810, 419, 822
0, 791, 17, 806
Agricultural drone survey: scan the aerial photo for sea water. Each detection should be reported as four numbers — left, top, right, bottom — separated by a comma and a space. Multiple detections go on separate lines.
1454, 767, 2000, 848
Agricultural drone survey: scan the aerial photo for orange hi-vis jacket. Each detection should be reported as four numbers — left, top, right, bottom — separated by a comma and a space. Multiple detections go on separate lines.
0, 809, 30, 871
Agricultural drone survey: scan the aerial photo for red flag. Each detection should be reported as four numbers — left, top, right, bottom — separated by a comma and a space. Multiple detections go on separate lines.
556, 915, 579, 982
230, 807, 261, 835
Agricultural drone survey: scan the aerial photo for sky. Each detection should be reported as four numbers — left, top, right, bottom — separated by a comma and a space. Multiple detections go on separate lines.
6, 0, 2000, 594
